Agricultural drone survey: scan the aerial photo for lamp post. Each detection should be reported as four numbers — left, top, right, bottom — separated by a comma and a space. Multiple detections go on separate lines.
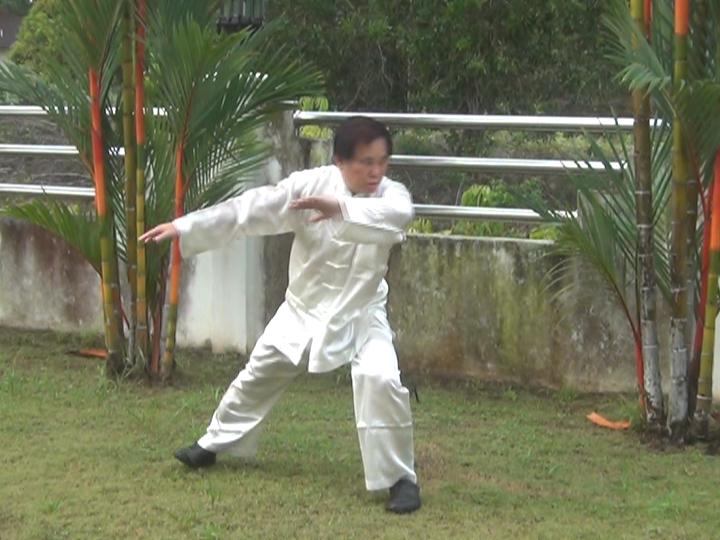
218, 0, 265, 32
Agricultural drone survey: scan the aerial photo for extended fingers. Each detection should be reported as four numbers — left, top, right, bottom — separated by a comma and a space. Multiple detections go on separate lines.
138, 228, 157, 242
139, 225, 173, 243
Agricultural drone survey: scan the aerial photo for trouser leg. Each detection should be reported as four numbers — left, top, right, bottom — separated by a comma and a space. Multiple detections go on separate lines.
352, 327, 417, 491
197, 339, 304, 457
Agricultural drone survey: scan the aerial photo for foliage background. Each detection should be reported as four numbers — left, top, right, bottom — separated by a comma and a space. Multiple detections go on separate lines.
267, 0, 622, 114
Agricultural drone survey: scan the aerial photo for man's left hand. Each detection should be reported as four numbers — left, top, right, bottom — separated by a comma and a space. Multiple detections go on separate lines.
290, 196, 341, 222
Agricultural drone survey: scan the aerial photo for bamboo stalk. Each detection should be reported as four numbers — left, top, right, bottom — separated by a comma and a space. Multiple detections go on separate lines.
161, 143, 186, 380
631, 0, 663, 426
134, 0, 150, 368
121, 1, 138, 368
694, 151, 720, 435
89, 67, 124, 376
690, 169, 711, 417
667, 0, 691, 440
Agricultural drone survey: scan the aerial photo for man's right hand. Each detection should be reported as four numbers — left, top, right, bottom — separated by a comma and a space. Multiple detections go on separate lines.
139, 223, 179, 244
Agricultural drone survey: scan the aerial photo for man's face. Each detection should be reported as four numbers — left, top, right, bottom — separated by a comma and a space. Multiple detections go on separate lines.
336, 137, 390, 194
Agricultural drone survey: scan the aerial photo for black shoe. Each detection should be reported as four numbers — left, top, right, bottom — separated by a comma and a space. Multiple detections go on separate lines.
386, 478, 421, 514
174, 442, 216, 468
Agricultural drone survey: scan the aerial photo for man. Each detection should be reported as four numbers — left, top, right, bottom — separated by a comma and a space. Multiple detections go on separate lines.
140, 116, 420, 514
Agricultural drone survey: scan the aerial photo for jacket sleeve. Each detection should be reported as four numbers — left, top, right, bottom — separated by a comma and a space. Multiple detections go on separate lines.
172, 173, 303, 258
332, 181, 414, 245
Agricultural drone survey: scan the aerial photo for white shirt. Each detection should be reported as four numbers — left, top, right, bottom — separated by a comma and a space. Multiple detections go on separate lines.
173, 165, 414, 372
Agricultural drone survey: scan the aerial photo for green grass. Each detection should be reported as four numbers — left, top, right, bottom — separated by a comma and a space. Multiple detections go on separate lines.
1, 327, 718, 540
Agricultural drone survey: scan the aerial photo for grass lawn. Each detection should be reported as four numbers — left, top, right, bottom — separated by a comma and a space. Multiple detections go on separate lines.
1, 327, 718, 540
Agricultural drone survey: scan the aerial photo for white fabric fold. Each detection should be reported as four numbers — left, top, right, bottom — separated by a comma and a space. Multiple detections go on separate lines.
172, 165, 414, 373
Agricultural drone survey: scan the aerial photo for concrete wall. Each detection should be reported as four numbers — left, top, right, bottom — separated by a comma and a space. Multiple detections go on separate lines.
0, 217, 102, 332
0, 112, 303, 355
2, 112, 720, 398
387, 235, 642, 392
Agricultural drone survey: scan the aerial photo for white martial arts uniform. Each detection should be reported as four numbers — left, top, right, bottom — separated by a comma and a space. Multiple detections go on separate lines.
172, 165, 417, 490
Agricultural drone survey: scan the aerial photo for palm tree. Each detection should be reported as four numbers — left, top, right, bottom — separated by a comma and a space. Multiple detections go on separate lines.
134, 0, 149, 366
695, 153, 720, 434
666, 0, 692, 440
517, 121, 673, 418
121, 0, 138, 368
0, 0, 323, 379
567, 0, 720, 438
630, 0, 664, 426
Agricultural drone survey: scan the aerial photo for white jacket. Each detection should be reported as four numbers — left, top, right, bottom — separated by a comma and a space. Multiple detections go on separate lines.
173, 165, 414, 372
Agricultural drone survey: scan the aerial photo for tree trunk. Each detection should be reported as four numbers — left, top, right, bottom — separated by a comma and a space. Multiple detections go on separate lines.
694, 152, 720, 436
162, 144, 186, 380
121, 2, 138, 367
667, 0, 691, 441
631, 0, 664, 427
134, 0, 150, 367
89, 68, 124, 376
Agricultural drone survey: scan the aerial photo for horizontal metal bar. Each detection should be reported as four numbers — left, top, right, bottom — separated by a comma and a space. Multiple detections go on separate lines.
294, 111, 662, 133
0, 183, 94, 199
0, 105, 46, 116
412, 204, 577, 223
0, 144, 127, 157
0, 107, 660, 134
391, 155, 623, 174
414, 204, 543, 223
0, 145, 622, 175
0, 183, 570, 224
0, 103, 296, 117
0, 144, 79, 156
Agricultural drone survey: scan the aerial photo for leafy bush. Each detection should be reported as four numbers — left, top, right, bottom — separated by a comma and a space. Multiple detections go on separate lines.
451, 179, 544, 238
8, 0, 62, 77
267, 0, 622, 115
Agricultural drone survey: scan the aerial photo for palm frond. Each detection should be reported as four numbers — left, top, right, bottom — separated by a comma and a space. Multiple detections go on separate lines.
514, 117, 674, 319
603, 0, 674, 119
1, 200, 102, 272
145, 10, 323, 218
677, 81, 720, 164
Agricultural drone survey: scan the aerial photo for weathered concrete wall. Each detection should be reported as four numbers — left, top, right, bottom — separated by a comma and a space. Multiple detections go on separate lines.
386, 235, 638, 392
2, 112, 720, 397
0, 218, 102, 332
0, 111, 303, 354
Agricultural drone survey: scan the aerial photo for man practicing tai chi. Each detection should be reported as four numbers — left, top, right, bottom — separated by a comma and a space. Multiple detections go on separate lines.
140, 116, 420, 514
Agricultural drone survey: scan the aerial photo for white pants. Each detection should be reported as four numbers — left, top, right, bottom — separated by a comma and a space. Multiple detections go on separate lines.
197, 326, 417, 491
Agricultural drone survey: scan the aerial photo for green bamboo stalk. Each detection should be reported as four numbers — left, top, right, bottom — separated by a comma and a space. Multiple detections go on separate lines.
631, 0, 664, 426
161, 144, 186, 381
134, 0, 149, 367
89, 67, 124, 376
667, 0, 691, 440
694, 152, 720, 435
121, 1, 138, 367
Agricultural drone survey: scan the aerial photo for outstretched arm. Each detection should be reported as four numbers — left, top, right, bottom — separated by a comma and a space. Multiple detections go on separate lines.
140, 174, 303, 257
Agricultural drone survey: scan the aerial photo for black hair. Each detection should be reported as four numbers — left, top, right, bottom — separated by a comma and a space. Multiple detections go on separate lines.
332, 116, 393, 160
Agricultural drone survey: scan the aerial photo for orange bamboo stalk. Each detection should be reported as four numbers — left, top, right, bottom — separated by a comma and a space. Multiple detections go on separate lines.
89, 69, 107, 216
675, 0, 690, 35
161, 142, 186, 378
89, 67, 123, 373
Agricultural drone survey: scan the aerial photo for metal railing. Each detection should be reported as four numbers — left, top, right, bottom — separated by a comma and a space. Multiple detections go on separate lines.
0, 183, 556, 223
0, 182, 94, 199
0, 108, 636, 223
0, 144, 619, 173
294, 111, 642, 133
